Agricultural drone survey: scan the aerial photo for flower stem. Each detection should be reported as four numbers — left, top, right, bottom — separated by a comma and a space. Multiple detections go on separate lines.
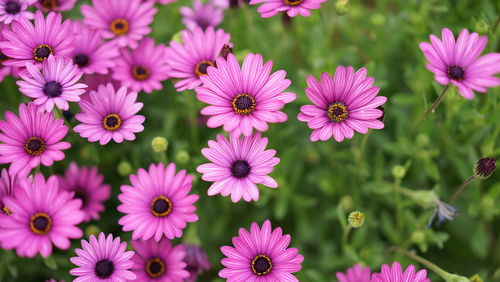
392, 247, 449, 278
185, 93, 200, 154
423, 84, 450, 120
449, 175, 476, 203
341, 226, 352, 249
393, 179, 404, 236
493, 15, 500, 34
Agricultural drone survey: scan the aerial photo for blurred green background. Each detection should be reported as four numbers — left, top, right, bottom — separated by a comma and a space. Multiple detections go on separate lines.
1, 0, 499, 281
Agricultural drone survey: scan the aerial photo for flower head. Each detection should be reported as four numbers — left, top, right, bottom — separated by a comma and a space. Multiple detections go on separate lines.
118, 163, 199, 241
70, 232, 136, 281
249, 0, 326, 18
36, 0, 77, 11
427, 200, 458, 227
474, 157, 496, 179
348, 211, 365, 228
0, 24, 15, 82
0, 0, 36, 24
180, 0, 224, 31
182, 244, 211, 281
336, 264, 371, 282
0, 173, 84, 258
219, 220, 304, 281
74, 83, 145, 145
419, 28, 500, 99
0, 168, 29, 215
371, 262, 430, 282
297, 66, 387, 142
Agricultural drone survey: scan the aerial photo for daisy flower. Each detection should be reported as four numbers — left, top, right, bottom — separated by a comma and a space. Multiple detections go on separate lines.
70, 21, 119, 75
17, 55, 87, 112
165, 26, 230, 92
58, 162, 111, 222
371, 262, 430, 282
81, 0, 157, 49
112, 37, 169, 93
336, 264, 371, 282
297, 66, 387, 142
131, 238, 190, 281
0, 168, 29, 215
219, 220, 304, 281
0, 173, 84, 258
70, 232, 136, 281
249, 0, 326, 18
197, 133, 279, 202
0, 23, 15, 82
182, 244, 212, 282
0, 10, 76, 68
196, 53, 296, 137
74, 83, 145, 145
0, 103, 70, 176
419, 28, 500, 99
0, 0, 36, 24
117, 162, 199, 241
180, 0, 224, 31
35, 0, 77, 11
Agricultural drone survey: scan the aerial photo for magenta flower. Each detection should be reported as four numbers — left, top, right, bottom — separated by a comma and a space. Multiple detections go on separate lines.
371, 262, 430, 282
336, 264, 371, 282
0, 103, 70, 176
197, 53, 296, 136
35, 0, 77, 11
0, 0, 35, 24
165, 26, 230, 92
0, 173, 84, 258
148, 0, 177, 4
0, 10, 76, 68
197, 133, 279, 202
182, 244, 212, 282
17, 55, 87, 112
180, 0, 224, 31
81, 0, 157, 49
220, 220, 304, 281
0, 23, 15, 82
131, 238, 190, 281
113, 37, 169, 93
83, 73, 121, 99
297, 66, 387, 142
70, 21, 119, 75
74, 83, 145, 145
118, 163, 199, 241
419, 28, 500, 99
0, 168, 29, 215
249, 0, 326, 18
58, 162, 111, 222
70, 232, 136, 281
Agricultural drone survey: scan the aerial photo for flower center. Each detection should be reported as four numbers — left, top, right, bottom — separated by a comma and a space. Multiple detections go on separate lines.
327, 102, 349, 122
24, 137, 46, 156
39, 0, 58, 9
132, 65, 150, 81
33, 44, 53, 62
74, 189, 88, 208
284, 0, 303, 5
231, 160, 251, 178
43, 81, 62, 98
194, 60, 214, 76
110, 18, 129, 36
145, 258, 166, 278
95, 259, 114, 279
251, 255, 272, 276
0, 52, 9, 63
232, 94, 256, 115
103, 114, 122, 131
2, 206, 12, 215
74, 54, 90, 68
150, 196, 173, 217
29, 213, 52, 234
446, 65, 465, 81
5, 1, 21, 14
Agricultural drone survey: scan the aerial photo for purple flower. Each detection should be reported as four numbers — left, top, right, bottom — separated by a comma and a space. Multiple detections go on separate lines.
0, 168, 30, 215
297, 66, 387, 142
219, 220, 304, 281
70, 232, 136, 281
0, 173, 84, 258
419, 28, 500, 99
0, 23, 16, 82
336, 264, 371, 282
249, 0, 326, 18
427, 200, 458, 227
180, 0, 224, 31
0, 103, 70, 176
35, 0, 77, 11
0, 0, 36, 24
83, 73, 121, 99
371, 262, 430, 282
182, 244, 212, 282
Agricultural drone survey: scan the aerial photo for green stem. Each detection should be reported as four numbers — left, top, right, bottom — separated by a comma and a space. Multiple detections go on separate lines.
423, 84, 450, 120
449, 175, 476, 203
493, 15, 500, 34
341, 226, 352, 249
185, 93, 200, 154
393, 178, 404, 236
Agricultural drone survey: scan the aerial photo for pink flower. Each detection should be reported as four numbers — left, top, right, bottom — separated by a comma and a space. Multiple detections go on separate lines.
371, 262, 430, 282
180, 0, 224, 31
0, 173, 84, 258
0, 168, 30, 215
196, 53, 296, 137
0, 0, 36, 24
249, 0, 326, 18
219, 220, 304, 281
336, 264, 371, 282
35, 0, 77, 11
297, 66, 387, 142
182, 244, 212, 282
83, 73, 121, 99
419, 28, 500, 99
0, 23, 16, 82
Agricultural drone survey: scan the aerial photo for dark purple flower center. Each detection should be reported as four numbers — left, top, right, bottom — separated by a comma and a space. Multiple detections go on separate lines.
95, 259, 114, 279
327, 102, 349, 122
446, 65, 465, 81
251, 255, 272, 276
24, 137, 46, 156
43, 81, 62, 98
150, 196, 173, 217
0, 52, 9, 63
29, 213, 52, 234
5, 1, 21, 14
103, 114, 122, 131
195, 60, 214, 76
40, 0, 58, 9
231, 160, 251, 178
475, 157, 496, 179
74, 189, 88, 208
284, 0, 303, 6
232, 94, 256, 115
132, 65, 150, 81
146, 258, 166, 278
33, 44, 53, 62
74, 54, 90, 68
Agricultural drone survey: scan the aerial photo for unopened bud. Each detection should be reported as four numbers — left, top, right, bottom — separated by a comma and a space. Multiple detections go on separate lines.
151, 137, 168, 153
474, 157, 496, 179
85, 225, 100, 238
469, 274, 483, 282
174, 150, 190, 165
339, 195, 353, 212
411, 230, 425, 244
335, 0, 349, 15
117, 160, 132, 176
348, 211, 365, 228
392, 165, 406, 180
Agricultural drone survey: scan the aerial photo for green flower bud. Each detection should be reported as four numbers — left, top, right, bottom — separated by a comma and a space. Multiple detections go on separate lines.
474, 19, 489, 34
171, 31, 182, 43
348, 211, 365, 228
85, 225, 100, 238
117, 160, 132, 176
335, 0, 349, 15
392, 165, 406, 180
411, 230, 425, 244
174, 150, 190, 165
151, 137, 169, 153
339, 195, 353, 212
469, 274, 483, 282
416, 134, 430, 147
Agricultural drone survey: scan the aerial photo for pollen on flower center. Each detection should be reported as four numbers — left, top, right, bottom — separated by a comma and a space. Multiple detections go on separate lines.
95, 259, 115, 278
74, 54, 90, 68
194, 60, 214, 76
33, 44, 53, 62
103, 114, 122, 131
327, 102, 349, 122
284, 0, 303, 6
29, 213, 52, 234
24, 137, 46, 156
2, 206, 12, 215
40, 0, 58, 9
132, 65, 150, 81
145, 258, 166, 278
232, 94, 256, 115
43, 81, 63, 98
110, 18, 129, 36
150, 196, 173, 217
231, 160, 251, 178
446, 65, 465, 81
251, 255, 272, 276
5, 1, 21, 14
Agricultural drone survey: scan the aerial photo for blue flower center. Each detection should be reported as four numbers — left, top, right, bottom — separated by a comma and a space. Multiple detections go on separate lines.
231, 160, 251, 178
74, 54, 90, 67
95, 259, 114, 279
43, 81, 62, 98
6, 1, 21, 14
446, 65, 465, 81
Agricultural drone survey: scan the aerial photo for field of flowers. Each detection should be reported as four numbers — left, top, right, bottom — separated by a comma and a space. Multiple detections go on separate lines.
0, 0, 499, 281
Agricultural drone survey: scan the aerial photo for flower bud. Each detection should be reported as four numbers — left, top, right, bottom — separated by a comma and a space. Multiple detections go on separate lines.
474, 157, 496, 179
117, 160, 132, 176
85, 225, 100, 238
339, 195, 353, 212
175, 150, 190, 165
469, 274, 483, 282
335, 0, 349, 15
392, 165, 406, 180
151, 137, 168, 153
348, 211, 365, 228
411, 230, 425, 244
